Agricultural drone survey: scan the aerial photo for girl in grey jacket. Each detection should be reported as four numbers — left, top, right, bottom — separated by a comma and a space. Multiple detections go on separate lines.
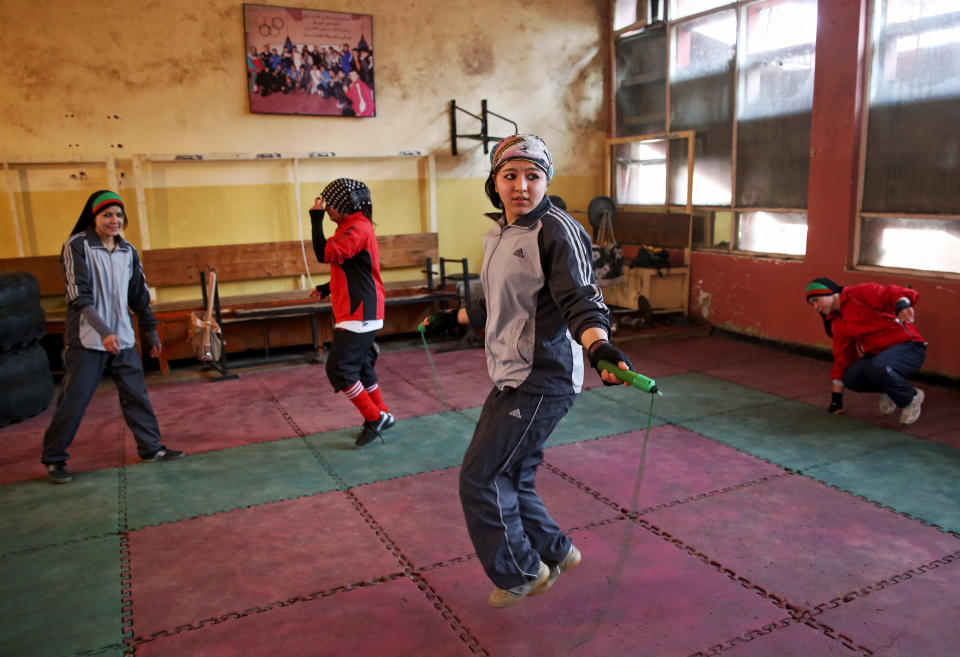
422, 135, 634, 608
41, 190, 184, 483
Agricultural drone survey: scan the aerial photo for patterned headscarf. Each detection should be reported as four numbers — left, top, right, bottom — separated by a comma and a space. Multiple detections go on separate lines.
489, 134, 554, 181
320, 178, 372, 217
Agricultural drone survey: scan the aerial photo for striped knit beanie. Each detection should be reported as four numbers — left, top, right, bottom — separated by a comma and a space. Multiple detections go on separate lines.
70, 189, 125, 236
805, 277, 842, 300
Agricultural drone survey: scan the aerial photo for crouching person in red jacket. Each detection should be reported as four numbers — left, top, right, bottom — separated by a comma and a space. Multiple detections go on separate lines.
805, 277, 927, 425
309, 178, 394, 447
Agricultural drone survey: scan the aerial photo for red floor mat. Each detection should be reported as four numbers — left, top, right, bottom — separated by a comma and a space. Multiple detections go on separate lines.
420, 520, 786, 657
544, 425, 787, 513
353, 466, 620, 569
702, 350, 828, 400
714, 621, 864, 656
128, 491, 403, 641
134, 398, 296, 457
135, 577, 478, 657
0, 413, 126, 483
816, 556, 960, 657
639, 336, 778, 371
645, 475, 960, 609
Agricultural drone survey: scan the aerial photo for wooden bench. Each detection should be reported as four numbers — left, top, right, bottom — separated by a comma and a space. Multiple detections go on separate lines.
0, 233, 467, 376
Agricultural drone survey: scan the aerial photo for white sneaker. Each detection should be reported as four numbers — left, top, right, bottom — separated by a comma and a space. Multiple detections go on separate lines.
878, 394, 897, 416
900, 389, 924, 425
487, 561, 549, 609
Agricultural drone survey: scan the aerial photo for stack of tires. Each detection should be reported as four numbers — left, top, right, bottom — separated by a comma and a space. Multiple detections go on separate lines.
0, 272, 55, 427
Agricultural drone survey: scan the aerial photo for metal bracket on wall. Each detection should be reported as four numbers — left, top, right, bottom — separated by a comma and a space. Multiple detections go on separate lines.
449, 99, 518, 156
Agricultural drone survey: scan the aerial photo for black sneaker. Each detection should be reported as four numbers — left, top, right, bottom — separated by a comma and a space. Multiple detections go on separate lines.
45, 462, 73, 484
355, 412, 394, 447
141, 448, 186, 462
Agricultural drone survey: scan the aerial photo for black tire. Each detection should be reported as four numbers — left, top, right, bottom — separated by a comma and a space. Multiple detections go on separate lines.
0, 342, 55, 428
0, 272, 47, 351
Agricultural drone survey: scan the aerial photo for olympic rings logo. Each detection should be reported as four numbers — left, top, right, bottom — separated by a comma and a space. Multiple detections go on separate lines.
255, 15, 285, 37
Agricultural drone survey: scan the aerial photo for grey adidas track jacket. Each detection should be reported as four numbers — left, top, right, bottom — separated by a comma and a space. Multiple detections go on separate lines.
465, 197, 610, 395
61, 228, 158, 351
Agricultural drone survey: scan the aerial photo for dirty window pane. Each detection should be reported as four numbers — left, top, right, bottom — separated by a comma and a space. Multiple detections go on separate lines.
615, 29, 667, 136
859, 216, 960, 274
736, 211, 807, 255
613, 141, 668, 205
669, 9, 736, 206
736, 0, 817, 208
862, 0, 960, 214
614, 0, 640, 30
670, 0, 731, 21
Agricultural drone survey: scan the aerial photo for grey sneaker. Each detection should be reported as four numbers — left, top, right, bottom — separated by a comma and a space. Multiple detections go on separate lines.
141, 448, 186, 462
487, 561, 550, 609
530, 544, 582, 596
878, 394, 897, 416
45, 462, 73, 484
900, 388, 924, 425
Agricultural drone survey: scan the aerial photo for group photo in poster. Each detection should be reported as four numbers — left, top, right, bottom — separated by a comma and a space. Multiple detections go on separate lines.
244, 4, 374, 117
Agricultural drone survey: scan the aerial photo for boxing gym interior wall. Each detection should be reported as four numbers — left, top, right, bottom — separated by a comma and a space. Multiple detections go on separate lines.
0, 0, 606, 305
2, 0, 959, 379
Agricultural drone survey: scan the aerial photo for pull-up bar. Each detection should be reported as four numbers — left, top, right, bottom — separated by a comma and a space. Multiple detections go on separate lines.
449, 99, 518, 156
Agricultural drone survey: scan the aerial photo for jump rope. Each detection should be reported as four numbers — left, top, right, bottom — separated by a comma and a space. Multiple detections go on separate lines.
418, 324, 661, 644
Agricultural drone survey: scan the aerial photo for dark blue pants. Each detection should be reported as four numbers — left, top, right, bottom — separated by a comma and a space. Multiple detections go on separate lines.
842, 341, 926, 407
42, 346, 164, 464
459, 386, 575, 589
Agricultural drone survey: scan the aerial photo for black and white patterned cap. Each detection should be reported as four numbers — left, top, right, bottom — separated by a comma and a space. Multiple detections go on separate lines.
320, 178, 372, 216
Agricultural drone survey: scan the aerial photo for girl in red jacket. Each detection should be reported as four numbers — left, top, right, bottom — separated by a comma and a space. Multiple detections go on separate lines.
805, 277, 926, 425
310, 178, 394, 446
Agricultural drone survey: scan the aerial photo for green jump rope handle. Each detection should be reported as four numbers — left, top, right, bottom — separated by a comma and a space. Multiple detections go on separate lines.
417, 321, 425, 334
598, 360, 659, 394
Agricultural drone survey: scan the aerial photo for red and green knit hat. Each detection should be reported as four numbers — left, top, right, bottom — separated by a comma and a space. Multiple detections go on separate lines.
805, 277, 842, 299
90, 191, 124, 215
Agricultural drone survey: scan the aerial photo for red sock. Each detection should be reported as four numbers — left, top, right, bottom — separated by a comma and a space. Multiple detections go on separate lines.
344, 381, 381, 422
365, 383, 389, 414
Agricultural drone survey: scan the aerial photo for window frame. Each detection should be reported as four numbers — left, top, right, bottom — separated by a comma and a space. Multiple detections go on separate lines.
610, 0, 815, 260
853, 0, 960, 279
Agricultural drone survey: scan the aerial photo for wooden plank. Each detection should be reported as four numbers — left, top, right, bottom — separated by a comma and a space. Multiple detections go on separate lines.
140, 233, 438, 286
0, 254, 64, 296
1, 233, 441, 296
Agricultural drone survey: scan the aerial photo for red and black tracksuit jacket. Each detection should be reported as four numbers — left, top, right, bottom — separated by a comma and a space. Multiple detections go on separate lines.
313, 211, 385, 324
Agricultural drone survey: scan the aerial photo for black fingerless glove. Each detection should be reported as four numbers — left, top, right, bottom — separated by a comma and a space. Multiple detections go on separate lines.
315, 282, 330, 298
587, 339, 635, 386
828, 392, 843, 414
422, 308, 459, 336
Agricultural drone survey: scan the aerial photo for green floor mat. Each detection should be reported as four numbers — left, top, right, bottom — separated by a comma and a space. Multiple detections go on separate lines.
807, 439, 960, 534
0, 536, 123, 657
614, 372, 781, 424
0, 468, 119, 554
306, 410, 477, 486
681, 399, 910, 470
124, 439, 339, 529
550, 389, 665, 446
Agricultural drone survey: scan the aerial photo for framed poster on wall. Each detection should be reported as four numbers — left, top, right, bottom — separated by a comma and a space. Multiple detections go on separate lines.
243, 4, 374, 117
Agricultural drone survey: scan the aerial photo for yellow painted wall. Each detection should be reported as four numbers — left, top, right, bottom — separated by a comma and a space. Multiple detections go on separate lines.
1, 0, 608, 300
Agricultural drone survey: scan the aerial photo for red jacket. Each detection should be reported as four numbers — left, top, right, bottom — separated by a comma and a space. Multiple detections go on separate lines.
324, 211, 385, 325
828, 283, 924, 381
